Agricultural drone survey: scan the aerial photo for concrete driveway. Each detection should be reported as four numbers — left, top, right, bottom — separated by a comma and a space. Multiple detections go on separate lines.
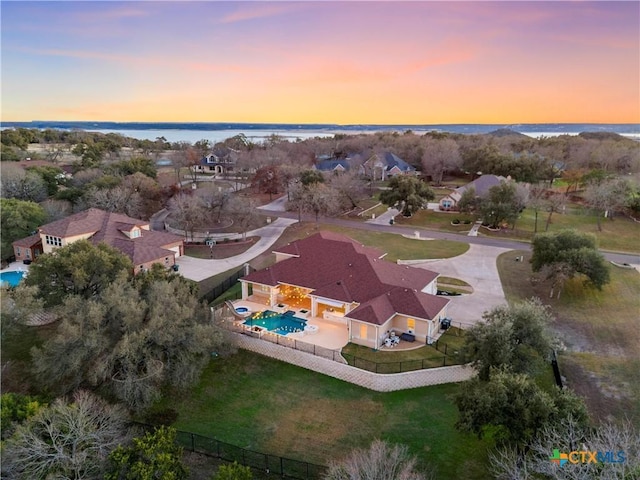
414, 243, 511, 327
175, 217, 297, 281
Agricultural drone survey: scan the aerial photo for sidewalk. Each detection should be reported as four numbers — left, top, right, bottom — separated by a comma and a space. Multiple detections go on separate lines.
365, 207, 399, 225
175, 217, 297, 281
257, 194, 288, 212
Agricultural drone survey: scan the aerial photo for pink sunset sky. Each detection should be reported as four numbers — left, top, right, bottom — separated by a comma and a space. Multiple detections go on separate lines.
1, 1, 638, 124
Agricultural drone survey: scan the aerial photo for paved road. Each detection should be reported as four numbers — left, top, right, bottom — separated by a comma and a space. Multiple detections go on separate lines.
174, 217, 298, 281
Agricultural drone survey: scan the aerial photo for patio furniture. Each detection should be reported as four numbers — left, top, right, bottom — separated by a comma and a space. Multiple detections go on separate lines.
400, 333, 415, 342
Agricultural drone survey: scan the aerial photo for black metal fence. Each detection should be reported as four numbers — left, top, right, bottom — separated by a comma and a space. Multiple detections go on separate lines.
135, 423, 326, 480
201, 267, 254, 304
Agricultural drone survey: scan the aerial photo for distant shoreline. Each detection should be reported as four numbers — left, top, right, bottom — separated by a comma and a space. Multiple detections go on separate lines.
2, 121, 638, 144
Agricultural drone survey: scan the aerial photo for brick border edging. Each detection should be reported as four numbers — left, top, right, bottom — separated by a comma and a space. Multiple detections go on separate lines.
234, 334, 474, 391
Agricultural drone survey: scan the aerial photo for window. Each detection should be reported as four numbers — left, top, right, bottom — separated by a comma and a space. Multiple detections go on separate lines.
16, 247, 21, 256
360, 324, 368, 339
45, 235, 62, 246
164, 257, 169, 265
407, 318, 415, 330
25, 249, 31, 259
131, 229, 141, 238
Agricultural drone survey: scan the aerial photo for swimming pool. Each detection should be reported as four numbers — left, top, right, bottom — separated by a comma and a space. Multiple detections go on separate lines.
0, 271, 26, 288
244, 310, 307, 336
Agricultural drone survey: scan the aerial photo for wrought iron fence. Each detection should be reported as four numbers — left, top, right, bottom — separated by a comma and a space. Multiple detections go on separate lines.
135, 423, 325, 480
202, 267, 254, 304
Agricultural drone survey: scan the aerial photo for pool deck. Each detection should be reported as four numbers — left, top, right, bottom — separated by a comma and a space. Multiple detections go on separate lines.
230, 300, 349, 350
1, 261, 30, 274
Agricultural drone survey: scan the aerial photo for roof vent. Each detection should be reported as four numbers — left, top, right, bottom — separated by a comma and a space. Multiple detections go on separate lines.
337, 281, 342, 285
348, 263, 353, 267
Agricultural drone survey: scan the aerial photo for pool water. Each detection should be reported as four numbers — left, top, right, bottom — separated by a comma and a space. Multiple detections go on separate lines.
244, 310, 307, 336
0, 271, 26, 288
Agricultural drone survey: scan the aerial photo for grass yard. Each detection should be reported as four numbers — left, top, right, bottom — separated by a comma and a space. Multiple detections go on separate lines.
496, 250, 640, 424
394, 210, 476, 234
185, 237, 258, 259
159, 350, 491, 480
247, 222, 469, 271
341, 328, 466, 372
482, 207, 640, 254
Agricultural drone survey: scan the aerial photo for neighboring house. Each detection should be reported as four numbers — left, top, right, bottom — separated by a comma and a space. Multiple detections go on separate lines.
313, 158, 350, 173
239, 232, 450, 347
361, 152, 417, 181
12, 208, 183, 273
192, 147, 238, 175
439, 174, 506, 211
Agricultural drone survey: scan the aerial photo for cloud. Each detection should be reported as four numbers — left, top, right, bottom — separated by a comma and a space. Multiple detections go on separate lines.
217, 3, 306, 24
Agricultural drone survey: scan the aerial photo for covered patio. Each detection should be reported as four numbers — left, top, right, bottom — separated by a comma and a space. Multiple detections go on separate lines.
229, 298, 349, 350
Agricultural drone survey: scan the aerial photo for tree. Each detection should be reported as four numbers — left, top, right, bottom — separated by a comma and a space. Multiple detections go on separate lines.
24, 240, 133, 307
328, 170, 368, 210
379, 176, 434, 217
212, 462, 253, 480
0, 198, 46, 261
0, 163, 48, 202
478, 181, 524, 229
421, 137, 461, 185
105, 426, 188, 480
584, 178, 633, 231
0, 392, 46, 440
457, 187, 479, 214
297, 182, 341, 226
30, 273, 223, 410
531, 230, 610, 297
227, 197, 262, 240
251, 165, 281, 199
544, 192, 567, 232
108, 157, 157, 179
300, 169, 325, 186
26, 165, 65, 196
455, 369, 589, 445
167, 193, 207, 242
527, 184, 547, 234
2, 390, 130, 480
461, 299, 556, 381
40, 198, 73, 222
84, 185, 144, 218
325, 439, 432, 480
489, 418, 640, 480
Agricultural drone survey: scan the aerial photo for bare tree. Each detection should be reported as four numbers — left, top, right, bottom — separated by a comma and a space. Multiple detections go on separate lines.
584, 178, 633, 231
490, 418, 639, 480
196, 183, 231, 223
84, 185, 144, 218
300, 183, 341, 226
167, 193, 206, 242
1, 390, 130, 480
0, 164, 48, 202
526, 184, 547, 234
325, 439, 432, 480
227, 196, 262, 240
40, 198, 73, 222
421, 137, 461, 185
544, 193, 567, 232
328, 170, 368, 210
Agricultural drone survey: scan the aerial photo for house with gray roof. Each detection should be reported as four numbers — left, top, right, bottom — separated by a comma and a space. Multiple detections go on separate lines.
439, 174, 507, 211
362, 152, 417, 181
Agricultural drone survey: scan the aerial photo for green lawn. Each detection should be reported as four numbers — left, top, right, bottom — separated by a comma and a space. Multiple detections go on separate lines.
482, 207, 640, 254
394, 210, 476, 233
159, 350, 491, 479
341, 328, 466, 372
496, 250, 640, 424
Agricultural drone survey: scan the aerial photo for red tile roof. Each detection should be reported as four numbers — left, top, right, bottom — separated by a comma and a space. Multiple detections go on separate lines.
12, 233, 42, 248
243, 232, 448, 325
35, 208, 182, 267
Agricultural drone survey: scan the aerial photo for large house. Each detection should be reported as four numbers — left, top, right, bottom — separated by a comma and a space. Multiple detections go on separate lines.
12, 208, 184, 273
238, 232, 450, 348
361, 152, 417, 181
439, 174, 506, 211
192, 147, 238, 175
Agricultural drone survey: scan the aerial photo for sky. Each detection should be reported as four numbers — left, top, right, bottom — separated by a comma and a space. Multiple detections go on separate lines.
1, 1, 639, 124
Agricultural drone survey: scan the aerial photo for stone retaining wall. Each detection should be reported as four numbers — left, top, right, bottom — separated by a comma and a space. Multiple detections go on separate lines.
233, 333, 475, 391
